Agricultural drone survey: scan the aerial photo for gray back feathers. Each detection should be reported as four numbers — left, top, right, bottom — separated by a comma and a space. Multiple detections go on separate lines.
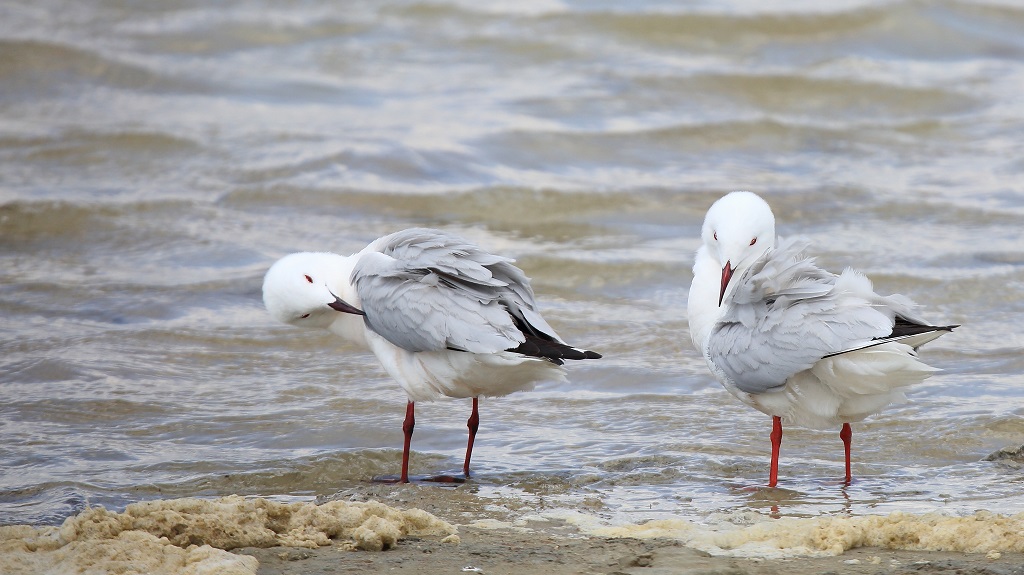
708, 237, 899, 394
352, 228, 562, 354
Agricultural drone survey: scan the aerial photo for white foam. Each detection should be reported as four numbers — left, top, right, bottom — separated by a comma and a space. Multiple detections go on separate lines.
551, 509, 1024, 559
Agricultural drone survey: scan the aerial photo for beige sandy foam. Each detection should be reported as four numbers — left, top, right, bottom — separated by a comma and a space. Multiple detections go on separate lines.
0, 495, 458, 575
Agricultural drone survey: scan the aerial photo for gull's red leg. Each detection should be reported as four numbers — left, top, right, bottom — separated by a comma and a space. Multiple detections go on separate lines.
769, 416, 783, 488
840, 423, 852, 484
463, 397, 480, 478
400, 401, 415, 484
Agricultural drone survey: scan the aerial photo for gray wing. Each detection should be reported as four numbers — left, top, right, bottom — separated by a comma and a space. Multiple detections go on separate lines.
352, 228, 562, 353
707, 237, 896, 394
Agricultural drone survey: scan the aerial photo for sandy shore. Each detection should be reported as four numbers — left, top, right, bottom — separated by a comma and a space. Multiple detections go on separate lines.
240, 484, 1024, 575
3, 482, 1023, 575
244, 531, 1024, 575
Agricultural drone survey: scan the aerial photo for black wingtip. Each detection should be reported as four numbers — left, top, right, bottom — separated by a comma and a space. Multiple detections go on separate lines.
890, 317, 958, 339
505, 312, 601, 363
507, 335, 602, 363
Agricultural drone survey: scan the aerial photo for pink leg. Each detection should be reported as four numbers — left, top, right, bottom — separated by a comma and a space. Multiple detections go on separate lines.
769, 416, 783, 488
840, 423, 852, 484
400, 401, 415, 484
463, 397, 480, 478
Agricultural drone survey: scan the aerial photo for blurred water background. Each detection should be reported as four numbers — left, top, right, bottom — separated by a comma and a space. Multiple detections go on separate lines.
2, 0, 1024, 527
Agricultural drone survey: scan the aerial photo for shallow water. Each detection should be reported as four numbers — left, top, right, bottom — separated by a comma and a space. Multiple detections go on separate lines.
2, 0, 1024, 530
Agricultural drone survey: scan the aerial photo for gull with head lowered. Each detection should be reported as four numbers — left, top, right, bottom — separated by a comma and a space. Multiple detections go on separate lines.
687, 191, 956, 487
263, 228, 600, 483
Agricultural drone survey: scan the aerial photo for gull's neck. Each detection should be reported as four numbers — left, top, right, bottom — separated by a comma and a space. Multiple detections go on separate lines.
687, 244, 729, 352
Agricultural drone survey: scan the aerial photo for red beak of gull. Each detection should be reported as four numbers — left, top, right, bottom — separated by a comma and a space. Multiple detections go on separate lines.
719, 261, 733, 307
328, 294, 365, 315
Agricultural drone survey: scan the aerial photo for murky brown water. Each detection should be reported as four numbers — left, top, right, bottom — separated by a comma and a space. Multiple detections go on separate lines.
2, 0, 1024, 529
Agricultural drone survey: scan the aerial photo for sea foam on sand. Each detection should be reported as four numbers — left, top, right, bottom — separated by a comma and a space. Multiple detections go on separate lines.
565, 509, 1024, 559
0, 495, 459, 575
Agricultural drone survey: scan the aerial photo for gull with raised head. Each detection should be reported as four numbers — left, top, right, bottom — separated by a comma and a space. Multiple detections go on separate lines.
263, 228, 600, 483
687, 191, 956, 487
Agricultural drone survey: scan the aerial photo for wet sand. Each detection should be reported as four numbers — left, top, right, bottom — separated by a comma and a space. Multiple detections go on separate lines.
248, 485, 1024, 575
246, 531, 1024, 575
5, 483, 1023, 575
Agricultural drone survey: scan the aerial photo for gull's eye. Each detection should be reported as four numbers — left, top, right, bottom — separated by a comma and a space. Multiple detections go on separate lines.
750, 237, 757, 246
300, 313, 310, 319
713, 232, 718, 241
304, 274, 313, 283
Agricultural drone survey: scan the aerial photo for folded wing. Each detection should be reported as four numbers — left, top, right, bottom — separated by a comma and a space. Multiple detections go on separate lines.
707, 236, 946, 394
352, 228, 593, 363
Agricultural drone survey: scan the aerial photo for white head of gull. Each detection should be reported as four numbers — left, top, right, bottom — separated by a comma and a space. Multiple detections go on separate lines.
687, 191, 956, 487
263, 228, 600, 484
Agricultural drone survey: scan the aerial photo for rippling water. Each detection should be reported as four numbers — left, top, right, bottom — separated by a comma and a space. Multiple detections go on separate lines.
2, 0, 1024, 529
